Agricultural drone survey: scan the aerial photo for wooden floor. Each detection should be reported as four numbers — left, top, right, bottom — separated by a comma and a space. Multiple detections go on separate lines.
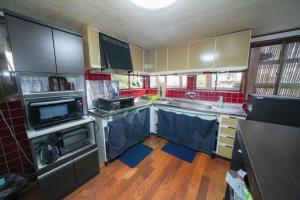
65, 135, 230, 200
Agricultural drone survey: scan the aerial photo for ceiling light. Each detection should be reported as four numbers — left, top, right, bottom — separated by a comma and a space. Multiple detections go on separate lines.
130, 0, 176, 9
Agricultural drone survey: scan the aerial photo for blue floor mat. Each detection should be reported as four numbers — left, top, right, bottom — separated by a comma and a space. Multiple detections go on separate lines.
119, 143, 153, 168
161, 142, 197, 163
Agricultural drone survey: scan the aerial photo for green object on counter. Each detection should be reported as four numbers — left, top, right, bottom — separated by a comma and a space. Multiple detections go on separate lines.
141, 94, 159, 101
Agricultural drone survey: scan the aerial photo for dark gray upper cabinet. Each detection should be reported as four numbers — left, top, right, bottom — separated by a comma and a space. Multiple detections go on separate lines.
5, 15, 56, 73
53, 29, 84, 74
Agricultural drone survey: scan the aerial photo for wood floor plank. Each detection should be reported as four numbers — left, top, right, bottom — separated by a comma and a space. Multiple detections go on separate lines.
64, 135, 230, 200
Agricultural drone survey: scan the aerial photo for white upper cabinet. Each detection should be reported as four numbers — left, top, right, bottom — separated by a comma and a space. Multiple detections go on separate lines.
82, 26, 101, 69
156, 48, 168, 72
148, 50, 156, 73
168, 43, 188, 71
215, 30, 251, 70
188, 38, 216, 70
130, 44, 144, 72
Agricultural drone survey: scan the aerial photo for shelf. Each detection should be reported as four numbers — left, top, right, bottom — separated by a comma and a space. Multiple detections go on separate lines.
23, 90, 85, 97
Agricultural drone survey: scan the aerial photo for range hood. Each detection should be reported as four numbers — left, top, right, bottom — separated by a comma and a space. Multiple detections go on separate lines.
100, 33, 133, 73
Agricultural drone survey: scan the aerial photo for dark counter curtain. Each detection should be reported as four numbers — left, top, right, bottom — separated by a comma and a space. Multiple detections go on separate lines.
107, 108, 150, 160
157, 109, 218, 155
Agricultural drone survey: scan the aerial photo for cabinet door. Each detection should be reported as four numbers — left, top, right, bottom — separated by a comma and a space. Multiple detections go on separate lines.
143, 50, 149, 73
130, 44, 144, 72
168, 43, 188, 71
82, 27, 101, 69
189, 38, 216, 70
74, 148, 99, 185
38, 161, 76, 200
5, 15, 56, 73
156, 48, 167, 72
148, 50, 156, 73
215, 30, 251, 69
53, 29, 84, 74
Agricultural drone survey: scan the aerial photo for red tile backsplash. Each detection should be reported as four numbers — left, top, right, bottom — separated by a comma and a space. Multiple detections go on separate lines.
85, 70, 112, 81
0, 101, 34, 175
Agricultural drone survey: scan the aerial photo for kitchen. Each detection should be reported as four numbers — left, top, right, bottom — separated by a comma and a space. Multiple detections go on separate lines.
0, 0, 300, 200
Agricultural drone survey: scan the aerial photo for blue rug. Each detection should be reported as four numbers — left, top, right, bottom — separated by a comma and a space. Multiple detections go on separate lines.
161, 142, 197, 163
119, 143, 153, 168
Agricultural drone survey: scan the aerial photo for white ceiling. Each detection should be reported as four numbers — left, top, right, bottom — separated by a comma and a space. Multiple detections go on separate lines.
1, 0, 300, 49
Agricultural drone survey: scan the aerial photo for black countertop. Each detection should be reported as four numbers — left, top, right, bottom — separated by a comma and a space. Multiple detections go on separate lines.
237, 120, 300, 200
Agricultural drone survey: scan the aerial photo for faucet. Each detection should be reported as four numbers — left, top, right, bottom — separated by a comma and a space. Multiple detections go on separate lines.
218, 96, 224, 108
186, 91, 195, 99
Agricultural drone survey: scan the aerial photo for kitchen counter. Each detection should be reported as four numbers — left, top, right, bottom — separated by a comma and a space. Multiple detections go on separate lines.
88, 100, 151, 118
154, 98, 247, 117
232, 120, 300, 200
89, 98, 246, 118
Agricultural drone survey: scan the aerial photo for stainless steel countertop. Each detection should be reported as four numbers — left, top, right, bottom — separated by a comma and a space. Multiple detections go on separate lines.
88, 98, 247, 118
154, 98, 247, 117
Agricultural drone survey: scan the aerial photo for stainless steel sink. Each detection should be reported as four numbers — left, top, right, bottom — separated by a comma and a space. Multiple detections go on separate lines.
177, 102, 212, 110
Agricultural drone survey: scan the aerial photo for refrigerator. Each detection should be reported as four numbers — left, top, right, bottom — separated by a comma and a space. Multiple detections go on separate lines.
246, 94, 300, 128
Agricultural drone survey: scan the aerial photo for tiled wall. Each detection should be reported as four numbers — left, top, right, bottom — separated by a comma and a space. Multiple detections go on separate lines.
0, 101, 34, 175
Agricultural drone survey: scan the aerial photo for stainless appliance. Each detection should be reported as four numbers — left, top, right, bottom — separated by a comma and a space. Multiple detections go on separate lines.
38, 141, 59, 165
27, 96, 84, 129
246, 94, 300, 127
58, 126, 90, 155
0, 11, 18, 102
96, 96, 134, 111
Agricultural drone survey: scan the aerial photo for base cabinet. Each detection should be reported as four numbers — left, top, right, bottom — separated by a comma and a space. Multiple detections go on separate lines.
74, 149, 99, 185
38, 162, 76, 200
38, 148, 99, 200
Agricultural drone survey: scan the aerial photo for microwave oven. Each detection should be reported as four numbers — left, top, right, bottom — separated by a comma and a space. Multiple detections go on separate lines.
27, 96, 84, 129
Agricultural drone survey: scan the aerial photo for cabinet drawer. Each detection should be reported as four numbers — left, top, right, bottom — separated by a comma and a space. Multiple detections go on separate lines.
219, 135, 235, 146
222, 117, 238, 127
220, 127, 236, 137
218, 145, 233, 159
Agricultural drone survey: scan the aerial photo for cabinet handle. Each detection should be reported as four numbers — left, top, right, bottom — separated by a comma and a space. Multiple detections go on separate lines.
228, 126, 236, 130
226, 136, 234, 139
225, 145, 233, 149
238, 149, 243, 154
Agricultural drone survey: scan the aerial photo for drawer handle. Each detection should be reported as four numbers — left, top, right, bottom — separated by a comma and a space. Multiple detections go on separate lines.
226, 136, 235, 139
228, 127, 236, 130
238, 149, 243, 154
225, 145, 233, 149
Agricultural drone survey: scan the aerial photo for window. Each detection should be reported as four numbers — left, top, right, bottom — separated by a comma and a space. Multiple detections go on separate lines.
216, 72, 242, 91
150, 76, 166, 88
196, 74, 216, 89
166, 75, 187, 88
112, 74, 129, 89
129, 75, 143, 88
250, 41, 300, 97
112, 74, 143, 89
196, 72, 242, 91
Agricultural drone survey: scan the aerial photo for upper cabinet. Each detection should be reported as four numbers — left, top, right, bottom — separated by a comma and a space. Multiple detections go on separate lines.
5, 14, 85, 74
215, 30, 251, 69
148, 50, 156, 73
5, 15, 56, 73
168, 43, 188, 71
156, 48, 167, 72
53, 30, 84, 74
189, 38, 216, 70
143, 50, 149, 73
82, 27, 101, 69
130, 44, 144, 72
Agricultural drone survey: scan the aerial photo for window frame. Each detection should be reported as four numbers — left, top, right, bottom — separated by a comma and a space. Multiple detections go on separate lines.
166, 75, 187, 89
196, 72, 243, 91
251, 40, 300, 97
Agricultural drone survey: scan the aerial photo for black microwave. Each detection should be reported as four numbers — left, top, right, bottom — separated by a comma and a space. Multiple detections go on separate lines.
58, 126, 90, 156
27, 97, 84, 129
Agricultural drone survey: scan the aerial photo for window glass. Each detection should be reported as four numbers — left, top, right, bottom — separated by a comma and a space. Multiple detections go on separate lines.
216, 72, 242, 91
196, 74, 216, 89
150, 76, 158, 88
112, 74, 129, 89
181, 75, 187, 88
167, 75, 180, 88
158, 76, 166, 84
129, 75, 143, 88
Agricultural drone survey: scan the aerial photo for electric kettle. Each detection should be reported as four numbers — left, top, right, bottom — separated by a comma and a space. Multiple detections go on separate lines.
39, 141, 59, 165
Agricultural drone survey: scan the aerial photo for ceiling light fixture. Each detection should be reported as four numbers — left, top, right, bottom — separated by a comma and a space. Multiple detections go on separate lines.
130, 0, 176, 9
